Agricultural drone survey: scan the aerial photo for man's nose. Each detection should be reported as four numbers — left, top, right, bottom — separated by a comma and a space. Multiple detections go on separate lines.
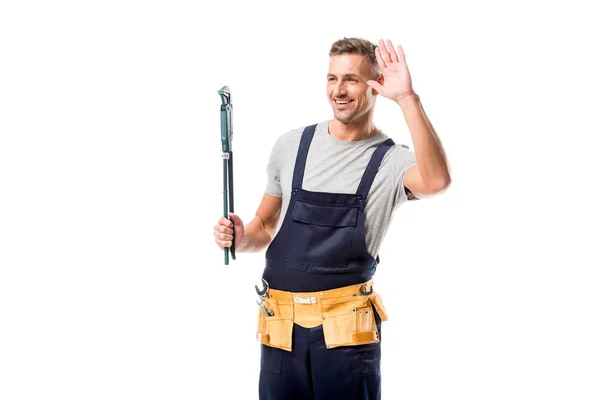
334, 81, 348, 96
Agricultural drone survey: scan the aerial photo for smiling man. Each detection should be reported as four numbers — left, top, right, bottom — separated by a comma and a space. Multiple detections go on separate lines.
213, 37, 451, 399
328, 53, 378, 125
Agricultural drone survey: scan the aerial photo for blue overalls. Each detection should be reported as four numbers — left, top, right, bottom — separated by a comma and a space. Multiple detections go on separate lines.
260, 124, 395, 400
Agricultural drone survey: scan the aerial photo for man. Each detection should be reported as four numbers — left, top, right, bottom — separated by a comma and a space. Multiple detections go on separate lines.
213, 38, 451, 399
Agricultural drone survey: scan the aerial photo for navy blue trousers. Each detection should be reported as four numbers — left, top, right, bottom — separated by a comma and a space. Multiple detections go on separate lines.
259, 316, 382, 400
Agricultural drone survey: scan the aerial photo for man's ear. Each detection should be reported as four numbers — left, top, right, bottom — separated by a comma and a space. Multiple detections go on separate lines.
371, 73, 384, 96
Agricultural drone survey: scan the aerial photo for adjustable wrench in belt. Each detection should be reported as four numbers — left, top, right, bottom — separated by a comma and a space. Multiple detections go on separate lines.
255, 278, 273, 316
256, 297, 274, 317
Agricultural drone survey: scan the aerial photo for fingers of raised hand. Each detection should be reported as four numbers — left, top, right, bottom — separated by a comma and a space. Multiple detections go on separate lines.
385, 39, 400, 63
378, 39, 393, 65
367, 79, 383, 92
375, 47, 386, 69
378, 39, 404, 66
395, 43, 406, 61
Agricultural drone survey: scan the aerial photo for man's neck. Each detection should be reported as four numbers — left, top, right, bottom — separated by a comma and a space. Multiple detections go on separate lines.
328, 118, 379, 142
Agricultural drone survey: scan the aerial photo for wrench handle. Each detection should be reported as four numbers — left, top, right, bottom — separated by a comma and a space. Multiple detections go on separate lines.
228, 152, 236, 260
223, 157, 229, 265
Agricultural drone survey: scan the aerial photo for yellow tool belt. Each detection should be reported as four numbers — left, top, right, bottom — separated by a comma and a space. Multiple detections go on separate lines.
256, 279, 388, 352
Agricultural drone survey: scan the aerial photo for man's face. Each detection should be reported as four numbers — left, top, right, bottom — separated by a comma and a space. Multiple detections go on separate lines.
327, 54, 379, 124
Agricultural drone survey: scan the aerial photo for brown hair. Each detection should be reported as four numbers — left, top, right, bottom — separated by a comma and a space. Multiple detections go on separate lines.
329, 37, 379, 76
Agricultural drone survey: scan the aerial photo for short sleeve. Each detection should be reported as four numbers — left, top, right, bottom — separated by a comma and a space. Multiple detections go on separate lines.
393, 144, 418, 206
265, 136, 283, 198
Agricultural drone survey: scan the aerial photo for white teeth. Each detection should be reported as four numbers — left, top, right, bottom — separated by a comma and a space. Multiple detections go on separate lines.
336, 100, 351, 104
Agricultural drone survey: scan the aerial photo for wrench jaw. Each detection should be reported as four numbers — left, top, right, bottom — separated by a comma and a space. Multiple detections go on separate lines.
255, 278, 270, 298
255, 279, 273, 317
359, 283, 373, 296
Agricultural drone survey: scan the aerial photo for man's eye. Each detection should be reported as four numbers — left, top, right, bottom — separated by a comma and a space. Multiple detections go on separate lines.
348, 78, 357, 82
328, 77, 336, 81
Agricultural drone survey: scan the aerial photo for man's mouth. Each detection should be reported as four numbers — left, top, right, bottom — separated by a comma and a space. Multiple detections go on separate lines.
334, 99, 354, 106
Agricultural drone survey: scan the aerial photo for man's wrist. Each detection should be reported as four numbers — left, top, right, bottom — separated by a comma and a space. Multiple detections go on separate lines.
395, 91, 420, 109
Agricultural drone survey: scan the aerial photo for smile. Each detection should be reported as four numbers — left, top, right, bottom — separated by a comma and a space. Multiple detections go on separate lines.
334, 99, 354, 105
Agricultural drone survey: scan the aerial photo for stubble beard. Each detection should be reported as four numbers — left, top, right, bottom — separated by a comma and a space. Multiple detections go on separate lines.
333, 103, 362, 124
333, 91, 373, 124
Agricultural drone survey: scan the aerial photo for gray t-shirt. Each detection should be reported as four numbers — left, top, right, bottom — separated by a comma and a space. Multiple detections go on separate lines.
265, 120, 417, 259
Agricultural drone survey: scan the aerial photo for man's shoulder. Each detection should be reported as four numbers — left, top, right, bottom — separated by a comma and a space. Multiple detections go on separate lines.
388, 141, 413, 154
379, 141, 416, 169
286, 121, 327, 136
274, 121, 326, 145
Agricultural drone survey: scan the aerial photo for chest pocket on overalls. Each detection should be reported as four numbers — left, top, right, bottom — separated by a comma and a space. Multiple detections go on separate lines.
285, 199, 359, 268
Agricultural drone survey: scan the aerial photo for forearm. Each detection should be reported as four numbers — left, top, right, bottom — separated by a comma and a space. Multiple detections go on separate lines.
397, 92, 451, 188
236, 215, 274, 253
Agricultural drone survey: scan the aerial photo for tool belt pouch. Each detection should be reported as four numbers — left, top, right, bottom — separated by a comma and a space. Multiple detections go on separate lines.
369, 292, 389, 321
256, 298, 294, 352
322, 295, 384, 349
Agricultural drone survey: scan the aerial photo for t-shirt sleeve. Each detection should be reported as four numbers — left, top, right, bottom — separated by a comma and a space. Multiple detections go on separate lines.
393, 144, 418, 206
265, 136, 283, 198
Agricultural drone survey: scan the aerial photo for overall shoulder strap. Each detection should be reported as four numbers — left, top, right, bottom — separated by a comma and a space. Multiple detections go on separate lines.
291, 124, 317, 191
355, 138, 395, 199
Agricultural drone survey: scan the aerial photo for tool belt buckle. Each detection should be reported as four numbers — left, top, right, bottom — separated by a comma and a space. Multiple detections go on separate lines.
294, 296, 317, 305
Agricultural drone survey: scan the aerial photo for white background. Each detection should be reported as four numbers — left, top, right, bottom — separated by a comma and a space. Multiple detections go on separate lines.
1, 0, 599, 399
